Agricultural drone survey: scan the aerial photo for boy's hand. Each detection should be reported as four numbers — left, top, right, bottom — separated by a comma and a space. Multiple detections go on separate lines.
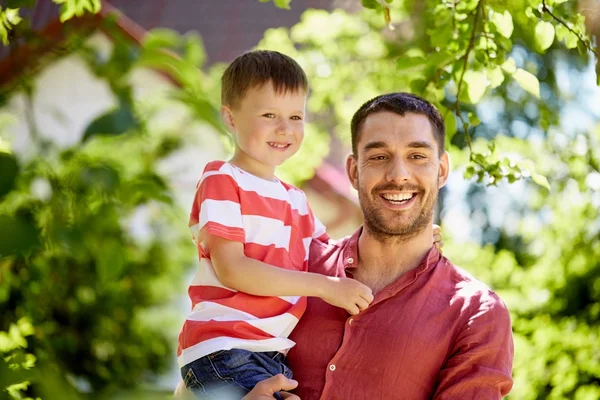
433, 224, 443, 252
321, 276, 374, 315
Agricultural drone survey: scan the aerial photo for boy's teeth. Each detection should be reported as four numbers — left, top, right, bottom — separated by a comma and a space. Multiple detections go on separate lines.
268, 142, 288, 148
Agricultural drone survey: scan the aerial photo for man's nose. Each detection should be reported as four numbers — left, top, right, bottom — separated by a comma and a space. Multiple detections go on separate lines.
386, 157, 410, 182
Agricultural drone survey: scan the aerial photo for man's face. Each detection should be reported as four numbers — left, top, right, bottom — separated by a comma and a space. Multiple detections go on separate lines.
346, 111, 449, 241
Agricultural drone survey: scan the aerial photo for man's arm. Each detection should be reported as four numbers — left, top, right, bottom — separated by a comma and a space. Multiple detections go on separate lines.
433, 294, 514, 399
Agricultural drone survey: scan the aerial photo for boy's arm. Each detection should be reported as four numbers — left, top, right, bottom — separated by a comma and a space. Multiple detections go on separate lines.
206, 234, 373, 315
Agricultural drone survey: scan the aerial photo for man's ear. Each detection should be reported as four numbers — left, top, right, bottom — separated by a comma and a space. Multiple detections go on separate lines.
220, 105, 235, 132
346, 154, 359, 190
438, 151, 450, 189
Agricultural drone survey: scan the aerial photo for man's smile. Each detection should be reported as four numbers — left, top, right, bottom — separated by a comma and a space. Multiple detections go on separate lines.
379, 192, 418, 208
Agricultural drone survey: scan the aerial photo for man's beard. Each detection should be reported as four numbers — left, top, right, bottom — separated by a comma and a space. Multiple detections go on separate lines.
358, 180, 438, 243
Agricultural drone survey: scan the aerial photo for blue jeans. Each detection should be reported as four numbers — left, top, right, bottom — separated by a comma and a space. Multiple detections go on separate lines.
181, 349, 293, 400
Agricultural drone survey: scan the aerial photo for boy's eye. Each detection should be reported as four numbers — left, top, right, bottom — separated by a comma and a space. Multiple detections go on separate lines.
263, 113, 276, 118
291, 116, 303, 121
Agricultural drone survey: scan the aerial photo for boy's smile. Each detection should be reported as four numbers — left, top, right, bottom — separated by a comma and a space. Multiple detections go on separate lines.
221, 81, 307, 180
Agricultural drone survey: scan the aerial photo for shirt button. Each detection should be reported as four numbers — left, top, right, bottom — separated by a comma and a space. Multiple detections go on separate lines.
348, 318, 354, 325
346, 257, 354, 264
329, 364, 336, 371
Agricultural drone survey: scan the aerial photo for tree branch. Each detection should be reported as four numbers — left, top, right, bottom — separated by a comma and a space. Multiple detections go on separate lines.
453, 0, 483, 151
541, 0, 598, 57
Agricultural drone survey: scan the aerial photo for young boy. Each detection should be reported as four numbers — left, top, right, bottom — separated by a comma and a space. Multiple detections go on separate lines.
177, 50, 374, 399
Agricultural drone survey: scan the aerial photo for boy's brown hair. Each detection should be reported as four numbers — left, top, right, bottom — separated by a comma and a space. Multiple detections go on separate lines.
221, 50, 308, 108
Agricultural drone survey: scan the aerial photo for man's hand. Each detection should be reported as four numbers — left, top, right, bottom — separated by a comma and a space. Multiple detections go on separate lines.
320, 276, 374, 315
242, 374, 300, 400
433, 224, 443, 252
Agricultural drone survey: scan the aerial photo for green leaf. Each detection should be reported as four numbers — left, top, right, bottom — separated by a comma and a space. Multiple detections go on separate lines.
501, 57, 517, 74
0, 214, 39, 257
491, 10, 513, 38
361, 0, 380, 9
82, 104, 138, 142
532, 172, 551, 191
0, 7, 23, 45
463, 70, 488, 103
513, 68, 540, 98
444, 111, 457, 149
487, 65, 505, 88
535, 21, 555, 51
274, 0, 291, 9
143, 28, 181, 50
555, 24, 578, 49
0, 152, 19, 199
396, 55, 427, 72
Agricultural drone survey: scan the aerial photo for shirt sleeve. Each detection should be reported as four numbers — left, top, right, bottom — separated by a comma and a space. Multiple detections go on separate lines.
188, 167, 245, 255
432, 293, 514, 399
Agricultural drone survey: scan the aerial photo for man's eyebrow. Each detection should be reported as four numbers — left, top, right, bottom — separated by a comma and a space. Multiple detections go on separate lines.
408, 141, 434, 151
363, 141, 387, 151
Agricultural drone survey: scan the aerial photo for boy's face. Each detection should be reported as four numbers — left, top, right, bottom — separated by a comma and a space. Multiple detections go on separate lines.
222, 80, 307, 179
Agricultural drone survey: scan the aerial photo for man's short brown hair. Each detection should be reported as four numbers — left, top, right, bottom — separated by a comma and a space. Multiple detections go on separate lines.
221, 50, 308, 108
351, 93, 446, 157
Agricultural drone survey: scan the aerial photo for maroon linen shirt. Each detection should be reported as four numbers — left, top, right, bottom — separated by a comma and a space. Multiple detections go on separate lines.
287, 228, 514, 399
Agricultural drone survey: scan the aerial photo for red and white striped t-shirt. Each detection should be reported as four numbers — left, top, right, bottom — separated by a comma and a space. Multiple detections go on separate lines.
177, 161, 328, 368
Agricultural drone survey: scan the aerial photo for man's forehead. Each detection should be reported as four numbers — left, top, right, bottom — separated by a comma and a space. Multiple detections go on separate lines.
358, 112, 437, 149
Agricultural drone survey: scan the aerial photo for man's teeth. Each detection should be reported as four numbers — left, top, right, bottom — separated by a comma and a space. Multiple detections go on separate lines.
382, 193, 414, 203
268, 142, 288, 148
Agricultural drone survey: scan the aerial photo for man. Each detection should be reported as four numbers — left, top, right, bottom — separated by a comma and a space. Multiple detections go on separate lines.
244, 92, 514, 399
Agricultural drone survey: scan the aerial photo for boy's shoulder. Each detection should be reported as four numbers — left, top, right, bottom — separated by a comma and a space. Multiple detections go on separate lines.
277, 178, 303, 194
203, 160, 230, 173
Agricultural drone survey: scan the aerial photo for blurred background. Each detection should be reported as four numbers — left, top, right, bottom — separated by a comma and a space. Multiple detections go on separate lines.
0, 0, 599, 399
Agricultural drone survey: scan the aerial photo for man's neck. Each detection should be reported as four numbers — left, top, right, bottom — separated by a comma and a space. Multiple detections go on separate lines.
355, 225, 434, 294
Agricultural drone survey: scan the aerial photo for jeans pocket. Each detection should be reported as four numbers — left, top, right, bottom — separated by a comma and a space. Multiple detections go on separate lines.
183, 367, 204, 391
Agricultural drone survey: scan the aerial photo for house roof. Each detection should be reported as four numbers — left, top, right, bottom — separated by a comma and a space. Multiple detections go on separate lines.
104, 0, 336, 64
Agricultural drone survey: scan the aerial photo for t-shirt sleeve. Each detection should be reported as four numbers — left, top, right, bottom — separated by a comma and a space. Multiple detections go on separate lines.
188, 166, 245, 252
309, 206, 330, 243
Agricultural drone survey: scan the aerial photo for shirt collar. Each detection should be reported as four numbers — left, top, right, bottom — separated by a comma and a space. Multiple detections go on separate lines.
342, 226, 442, 274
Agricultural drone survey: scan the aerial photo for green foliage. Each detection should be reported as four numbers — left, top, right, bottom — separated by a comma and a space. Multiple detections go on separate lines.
0, 14, 222, 398
54, 0, 101, 22
0, 6, 23, 45
445, 125, 600, 399
0, 0, 101, 46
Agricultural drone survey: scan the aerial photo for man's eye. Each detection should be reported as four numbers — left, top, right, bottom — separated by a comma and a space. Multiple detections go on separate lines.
370, 156, 387, 161
410, 154, 426, 159
263, 113, 276, 118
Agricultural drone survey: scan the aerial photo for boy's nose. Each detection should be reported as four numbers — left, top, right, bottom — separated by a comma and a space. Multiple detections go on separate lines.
276, 120, 292, 135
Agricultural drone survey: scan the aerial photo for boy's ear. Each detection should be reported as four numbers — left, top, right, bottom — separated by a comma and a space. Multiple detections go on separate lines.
220, 105, 235, 132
